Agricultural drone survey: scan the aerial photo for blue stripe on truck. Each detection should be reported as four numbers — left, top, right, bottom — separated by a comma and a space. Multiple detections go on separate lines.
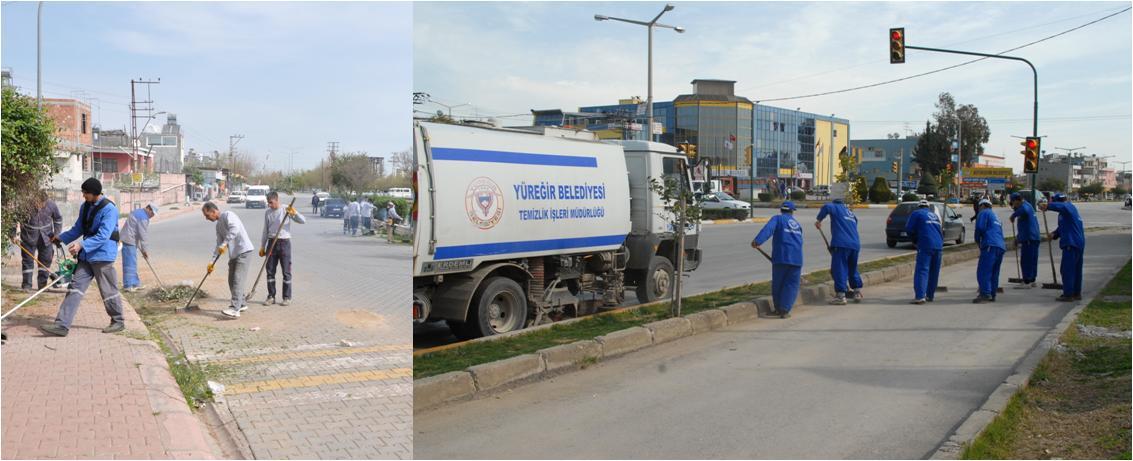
434, 234, 627, 259
432, 147, 598, 168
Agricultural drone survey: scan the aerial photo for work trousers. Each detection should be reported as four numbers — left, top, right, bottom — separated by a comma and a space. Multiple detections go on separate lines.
362, 217, 373, 232
20, 238, 54, 289
977, 247, 1005, 298
121, 244, 141, 289
771, 264, 802, 314
1060, 247, 1084, 297
913, 249, 942, 301
228, 251, 252, 309
266, 239, 293, 300
830, 247, 862, 294
53, 260, 124, 330
1018, 240, 1040, 284
350, 216, 360, 235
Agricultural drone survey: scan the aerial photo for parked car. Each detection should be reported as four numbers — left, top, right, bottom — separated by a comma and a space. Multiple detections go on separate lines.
697, 191, 751, 219
885, 201, 965, 248
320, 197, 347, 218
386, 187, 413, 199
226, 192, 246, 204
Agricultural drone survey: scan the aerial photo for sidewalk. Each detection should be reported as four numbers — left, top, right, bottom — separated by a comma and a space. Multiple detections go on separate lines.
415, 230, 1131, 459
1, 264, 219, 459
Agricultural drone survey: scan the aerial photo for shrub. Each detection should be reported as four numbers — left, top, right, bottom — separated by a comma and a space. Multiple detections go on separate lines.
790, 190, 806, 201
869, 177, 892, 203
757, 192, 772, 202
902, 192, 919, 202
364, 195, 411, 220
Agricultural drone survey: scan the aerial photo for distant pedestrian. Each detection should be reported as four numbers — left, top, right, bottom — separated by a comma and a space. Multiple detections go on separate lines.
120, 203, 158, 292
16, 190, 63, 292
385, 201, 403, 243
905, 200, 943, 304
201, 201, 255, 319
360, 198, 375, 233
1009, 193, 1040, 288
1040, 193, 1085, 301
815, 187, 862, 305
752, 201, 803, 318
260, 192, 305, 306
347, 197, 361, 235
973, 199, 1005, 303
40, 178, 125, 337
311, 192, 320, 214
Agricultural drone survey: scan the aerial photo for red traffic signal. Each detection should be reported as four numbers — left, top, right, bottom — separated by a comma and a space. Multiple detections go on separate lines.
890, 28, 906, 64
1022, 137, 1040, 173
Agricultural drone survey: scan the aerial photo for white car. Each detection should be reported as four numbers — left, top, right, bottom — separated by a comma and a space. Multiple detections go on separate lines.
387, 187, 413, 199
698, 191, 751, 218
245, 186, 270, 208
226, 192, 246, 204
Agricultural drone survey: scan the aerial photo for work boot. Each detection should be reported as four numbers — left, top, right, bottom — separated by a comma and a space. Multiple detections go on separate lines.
779, 311, 791, 319
221, 306, 241, 318
1055, 295, 1075, 302
1072, 294, 1082, 301
828, 294, 847, 305
280, 299, 291, 306
102, 322, 125, 334
851, 290, 864, 303
39, 324, 68, 337
264, 296, 275, 306
910, 298, 926, 305
972, 295, 992, 304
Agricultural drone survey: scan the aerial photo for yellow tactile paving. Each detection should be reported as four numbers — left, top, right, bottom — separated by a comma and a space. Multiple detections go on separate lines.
225, 367, 413, 395
207, 343, 412, 366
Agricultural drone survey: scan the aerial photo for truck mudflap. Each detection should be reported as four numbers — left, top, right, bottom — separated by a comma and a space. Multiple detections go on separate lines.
427, 262, 531, 322
684, 248, 702, 271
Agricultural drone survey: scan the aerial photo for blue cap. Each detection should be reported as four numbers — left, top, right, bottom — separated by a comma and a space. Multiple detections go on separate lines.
1053, 193, 1067, 202
780, 201, 796, 211
1009, 192, 1021, 201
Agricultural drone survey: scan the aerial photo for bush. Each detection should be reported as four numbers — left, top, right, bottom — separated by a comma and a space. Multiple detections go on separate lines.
790, 190, 806, 201
757, 192, 772, 202
363, 195, 411, 220
869, 177, 892, 203
854, 176, 870, 202
902, 192, 919, 202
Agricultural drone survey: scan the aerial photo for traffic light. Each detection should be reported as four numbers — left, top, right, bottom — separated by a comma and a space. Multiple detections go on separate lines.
890, 28, 905, 64
744, 145, 753, 165
891, 161, 899, 173
687, 144, 697, 159
1022, 137, 1040, 173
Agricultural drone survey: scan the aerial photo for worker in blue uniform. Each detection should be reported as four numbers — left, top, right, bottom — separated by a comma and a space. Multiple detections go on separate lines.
752, 201, 804, 318
1009, 192, 1040, 288
973, 199, 1006, 303
815, 188, 862, 305
904, 200, 944, 304
1040, 193, 1085, 301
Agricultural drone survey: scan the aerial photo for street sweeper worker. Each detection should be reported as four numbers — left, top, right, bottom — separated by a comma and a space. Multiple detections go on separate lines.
119, 203, 157, 293
40, 178, 125, 337
1009, 192, 1040, 288
973, 198, 1006, 304
17, 190, 63, 292
260, 192, 305, 306
905, 200, 944, 305
201, 201, 255, 319
1040, 193, 1085, 302
752, 201, 804, 319
359, 198, 375, 233
815, 186, 862, 305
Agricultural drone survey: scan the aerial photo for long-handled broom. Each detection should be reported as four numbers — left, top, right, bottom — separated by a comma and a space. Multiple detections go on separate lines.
246, 197, 298, 301
1008, 219, 1025, 284
1040, 210, 1063, 290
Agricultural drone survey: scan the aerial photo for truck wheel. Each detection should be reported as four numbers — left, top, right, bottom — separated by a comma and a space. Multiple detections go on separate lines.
636, 256, 674, 303
467, 277, 528, 338
886, 239, 897, 248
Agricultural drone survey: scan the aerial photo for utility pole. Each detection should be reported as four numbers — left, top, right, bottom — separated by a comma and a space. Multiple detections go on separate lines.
130, 78, 160, 174
327, 141, 339, 190
36, 2, 43, 109
229, 134, 244, 193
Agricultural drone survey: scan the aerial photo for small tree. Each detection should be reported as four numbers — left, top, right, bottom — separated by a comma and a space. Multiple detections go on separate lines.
917, 172, 939, 197
1037, 178, 1066, 193
1110, 186, 1128, 197
834, 147, 862, 205
854, 176, 869, 203
2, 86, 59, 237
869, 177, 892, 203
1078, 181, 1104, 198
648, 171, 701, 318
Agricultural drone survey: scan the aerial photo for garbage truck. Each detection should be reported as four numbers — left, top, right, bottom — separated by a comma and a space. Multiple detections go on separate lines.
412, 121, 702, 339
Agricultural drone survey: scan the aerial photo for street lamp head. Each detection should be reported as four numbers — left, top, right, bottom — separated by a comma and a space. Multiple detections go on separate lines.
674, 26, 686, 33
594, 14, 609, 21
664, 4, 675, 11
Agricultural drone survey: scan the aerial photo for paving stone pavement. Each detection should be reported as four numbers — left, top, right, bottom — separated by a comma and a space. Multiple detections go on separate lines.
132, 196, 412, 459
1, 257, 218, 459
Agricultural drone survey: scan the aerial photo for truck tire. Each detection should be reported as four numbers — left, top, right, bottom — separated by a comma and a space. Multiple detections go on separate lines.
464, 276, 528, 338
886, 239, 897, 248
636, 256, 674, 303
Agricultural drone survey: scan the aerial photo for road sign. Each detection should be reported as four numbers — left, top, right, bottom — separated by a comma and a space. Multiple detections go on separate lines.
985, 178, 1007, 185
901, 180, 919, 189
962, 167, 1013, 178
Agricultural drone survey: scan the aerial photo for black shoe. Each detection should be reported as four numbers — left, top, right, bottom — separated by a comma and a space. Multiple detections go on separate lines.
1072, 294, 1082, 301
1055, 295, 1075, 302
972, 296, 991, 304
910, 298, 926, 305
926, 297, 934, 303
39, 324, 68, 337
102, 322, 125, 334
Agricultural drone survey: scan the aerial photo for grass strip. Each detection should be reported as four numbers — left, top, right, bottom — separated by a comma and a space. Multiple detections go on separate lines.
961, 260, 1131, 460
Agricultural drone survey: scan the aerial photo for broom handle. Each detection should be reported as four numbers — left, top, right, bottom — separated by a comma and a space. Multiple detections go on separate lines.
1011, 219, 1021, 278
1041, 210, 1059, 285
184, 252, 222, 311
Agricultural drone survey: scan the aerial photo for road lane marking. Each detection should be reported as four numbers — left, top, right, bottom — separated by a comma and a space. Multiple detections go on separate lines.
205, 343, 411, 366
224, 367, 412, 395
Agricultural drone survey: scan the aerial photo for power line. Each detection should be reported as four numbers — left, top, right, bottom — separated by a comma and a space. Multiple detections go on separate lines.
755, 7, 1131, 103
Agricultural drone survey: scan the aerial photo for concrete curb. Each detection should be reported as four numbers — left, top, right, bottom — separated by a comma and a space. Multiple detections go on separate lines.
929, 296, 1095, 459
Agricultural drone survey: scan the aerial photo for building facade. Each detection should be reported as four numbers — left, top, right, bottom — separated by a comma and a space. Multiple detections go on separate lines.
43, 98, 93, 191
850, 136, 921, 188
144, 113, 184, 174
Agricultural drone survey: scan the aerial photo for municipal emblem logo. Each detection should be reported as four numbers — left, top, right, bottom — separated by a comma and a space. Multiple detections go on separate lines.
465, 177, 504, 229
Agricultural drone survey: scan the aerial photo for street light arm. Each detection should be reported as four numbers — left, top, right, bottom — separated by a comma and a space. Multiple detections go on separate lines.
653, 22, 683, 31
597, 15, 652, 27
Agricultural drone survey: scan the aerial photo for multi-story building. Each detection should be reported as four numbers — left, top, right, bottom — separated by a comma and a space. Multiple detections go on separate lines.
533, 79, 849, 196
973, 153, 1005, 168
849, 136, 921, 189
144, 113, 184, 174
1035, 153, 1079, 192
369, 156, 386, 176
43, 98, 93, 191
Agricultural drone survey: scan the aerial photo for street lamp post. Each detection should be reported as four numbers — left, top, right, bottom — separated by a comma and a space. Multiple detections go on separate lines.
595, 4, 684, 142
429, 99, 470, 119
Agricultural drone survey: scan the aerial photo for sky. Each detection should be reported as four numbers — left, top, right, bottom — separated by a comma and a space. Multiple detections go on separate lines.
414, 1, 1133, 173
2, 1, 412, 172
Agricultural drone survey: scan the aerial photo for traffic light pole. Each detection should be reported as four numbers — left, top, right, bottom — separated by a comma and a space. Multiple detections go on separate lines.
904, 45, 1038, 204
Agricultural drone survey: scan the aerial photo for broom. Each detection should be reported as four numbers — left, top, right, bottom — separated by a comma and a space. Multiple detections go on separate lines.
1007, 219, 1024, 284
1040, 209, 1063, 290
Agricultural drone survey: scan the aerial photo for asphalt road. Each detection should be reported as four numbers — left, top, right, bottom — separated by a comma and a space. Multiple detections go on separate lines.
415, 202, 1130, 348
415, 230, 1132, 459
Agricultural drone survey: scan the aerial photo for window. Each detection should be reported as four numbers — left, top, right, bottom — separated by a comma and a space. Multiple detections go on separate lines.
81, 113, 87, 134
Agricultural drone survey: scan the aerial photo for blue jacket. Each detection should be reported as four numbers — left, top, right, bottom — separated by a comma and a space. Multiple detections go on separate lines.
58, 197, 120, 263
1047, 201, 1085, 249
816, 200, 860, 250
1010, 201, 1040, 242
974, 208, 1006, 250
753, 213, 804, 266
904, 207, 944, 251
